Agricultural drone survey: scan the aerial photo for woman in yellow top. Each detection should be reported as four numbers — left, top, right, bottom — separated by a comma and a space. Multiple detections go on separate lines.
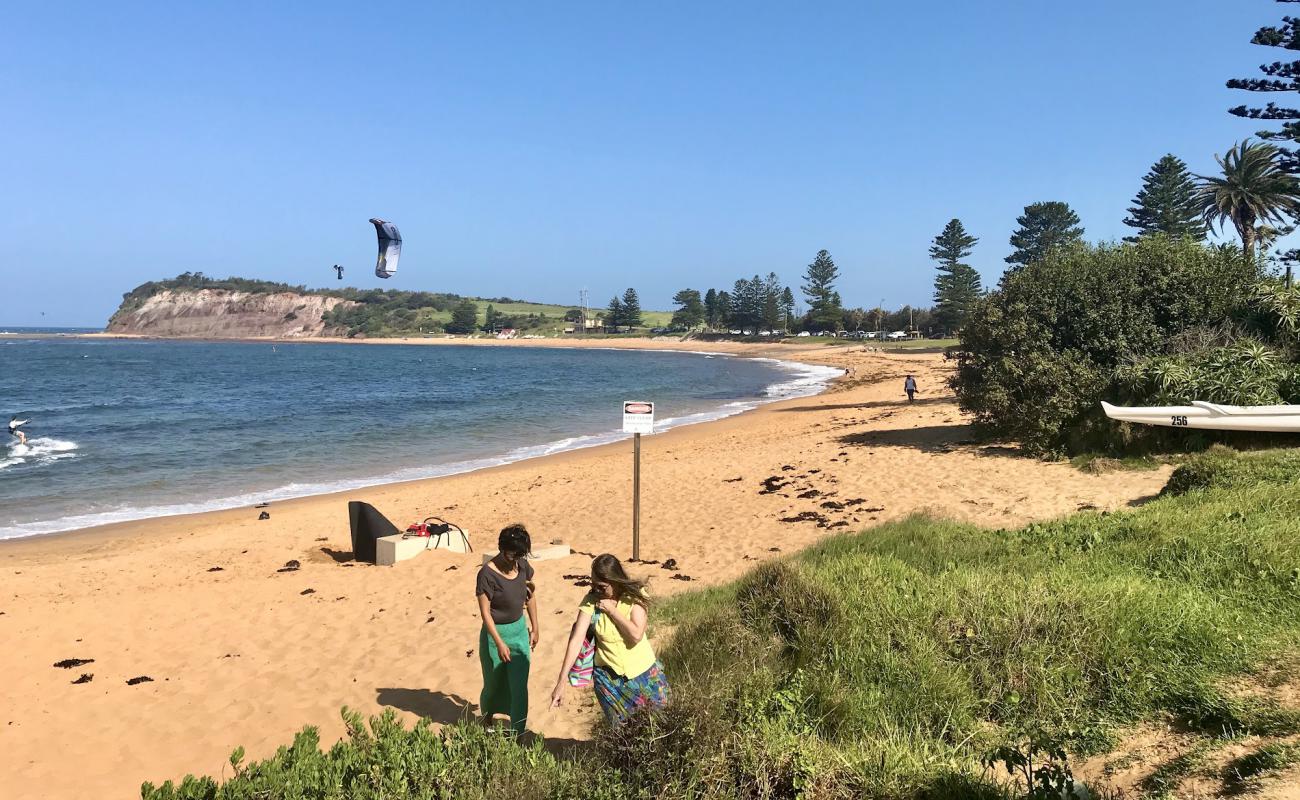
551, 554, 669, 723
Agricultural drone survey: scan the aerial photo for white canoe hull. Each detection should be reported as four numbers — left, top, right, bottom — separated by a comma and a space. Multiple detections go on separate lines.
1101, 401, 1300, 433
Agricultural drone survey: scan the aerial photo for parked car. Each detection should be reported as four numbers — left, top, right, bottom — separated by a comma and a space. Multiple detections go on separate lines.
886, 331, 908, 340
796, 331, 812, 337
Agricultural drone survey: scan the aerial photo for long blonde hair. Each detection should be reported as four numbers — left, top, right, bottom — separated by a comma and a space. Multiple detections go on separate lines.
592, 553, 648, 606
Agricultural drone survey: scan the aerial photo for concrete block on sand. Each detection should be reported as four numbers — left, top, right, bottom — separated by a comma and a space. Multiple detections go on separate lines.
376, 528, 471, 566
481, 543, 571, 565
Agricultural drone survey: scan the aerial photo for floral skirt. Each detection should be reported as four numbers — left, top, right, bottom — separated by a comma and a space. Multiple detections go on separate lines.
593, 661, 669, 724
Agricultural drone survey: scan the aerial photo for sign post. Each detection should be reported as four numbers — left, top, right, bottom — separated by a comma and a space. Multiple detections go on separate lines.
622, 401, 654, 560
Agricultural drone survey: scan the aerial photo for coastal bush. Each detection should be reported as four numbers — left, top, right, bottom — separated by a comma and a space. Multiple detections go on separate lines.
143, 448, 1300, 799
951, 236, 1259, 455
1162, 444, 1300, 495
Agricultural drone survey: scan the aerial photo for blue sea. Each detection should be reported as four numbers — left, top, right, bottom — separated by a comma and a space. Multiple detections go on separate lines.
0, 338, 838, 539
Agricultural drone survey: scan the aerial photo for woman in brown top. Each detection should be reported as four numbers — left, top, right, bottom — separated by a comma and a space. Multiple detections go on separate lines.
475, 524, 538, 734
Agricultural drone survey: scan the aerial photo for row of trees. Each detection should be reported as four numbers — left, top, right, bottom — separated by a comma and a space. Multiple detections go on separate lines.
929, 136, 1300, 335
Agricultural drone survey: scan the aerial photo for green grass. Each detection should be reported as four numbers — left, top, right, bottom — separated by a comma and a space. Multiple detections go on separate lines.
1223, 742, 1300, 788
1138, 740, 1219, 797
142, 447, 1300, 799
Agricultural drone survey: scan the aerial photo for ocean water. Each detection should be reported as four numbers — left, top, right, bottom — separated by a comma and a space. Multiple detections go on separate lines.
0, 338, 838, 539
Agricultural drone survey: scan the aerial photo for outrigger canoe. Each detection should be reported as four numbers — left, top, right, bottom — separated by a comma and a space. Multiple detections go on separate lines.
1101, 401, 1300, 432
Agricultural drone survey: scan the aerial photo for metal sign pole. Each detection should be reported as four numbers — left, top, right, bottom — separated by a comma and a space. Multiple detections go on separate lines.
632, 432, 641, 560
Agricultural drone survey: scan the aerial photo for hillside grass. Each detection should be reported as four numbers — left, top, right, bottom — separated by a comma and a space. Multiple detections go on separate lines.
142, 447, 1300, 799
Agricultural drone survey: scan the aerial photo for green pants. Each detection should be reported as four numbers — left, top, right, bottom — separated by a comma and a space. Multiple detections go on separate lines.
479, 616, 531, 734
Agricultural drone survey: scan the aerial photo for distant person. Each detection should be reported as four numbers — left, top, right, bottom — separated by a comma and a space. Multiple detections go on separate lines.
8, 416, 28, 445
475, 523, 539, 735
904, 375, 918, 402
551, 554, 669, 724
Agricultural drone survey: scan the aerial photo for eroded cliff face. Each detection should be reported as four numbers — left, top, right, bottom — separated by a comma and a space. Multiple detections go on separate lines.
107, 289, 357, 338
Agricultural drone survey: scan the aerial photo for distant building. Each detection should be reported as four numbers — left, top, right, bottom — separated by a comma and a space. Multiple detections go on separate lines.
496, 328, 517, 340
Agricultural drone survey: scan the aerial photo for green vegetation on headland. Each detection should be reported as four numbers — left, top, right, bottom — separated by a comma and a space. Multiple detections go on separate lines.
110, 273, 672, 337
143, 447, 1300, 799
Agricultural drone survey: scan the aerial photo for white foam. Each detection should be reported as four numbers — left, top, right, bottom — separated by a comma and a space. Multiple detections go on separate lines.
0, 356, 840, 541
0, 438, 79, 473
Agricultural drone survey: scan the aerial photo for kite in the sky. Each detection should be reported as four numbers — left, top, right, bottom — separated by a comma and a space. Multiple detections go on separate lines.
370, 218, 401, 279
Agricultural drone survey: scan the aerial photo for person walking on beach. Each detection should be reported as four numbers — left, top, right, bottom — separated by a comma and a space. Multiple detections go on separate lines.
551, 554, 669, 724
904, 375, 918, 402
476, 523, 540, 734
8, 416, 28, 446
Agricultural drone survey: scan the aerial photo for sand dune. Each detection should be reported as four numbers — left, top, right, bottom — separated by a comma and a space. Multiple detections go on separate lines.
0, 342, 1171, 798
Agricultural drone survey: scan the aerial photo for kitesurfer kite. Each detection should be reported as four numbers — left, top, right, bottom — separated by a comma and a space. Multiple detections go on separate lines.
370, 218, 401, 279
8, 416, 28, 446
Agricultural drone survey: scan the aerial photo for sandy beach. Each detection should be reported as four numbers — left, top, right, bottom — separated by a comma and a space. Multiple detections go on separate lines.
0, 341, 1173, 798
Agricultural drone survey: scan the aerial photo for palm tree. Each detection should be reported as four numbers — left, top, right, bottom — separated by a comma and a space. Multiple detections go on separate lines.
1197, 140, 1300, 262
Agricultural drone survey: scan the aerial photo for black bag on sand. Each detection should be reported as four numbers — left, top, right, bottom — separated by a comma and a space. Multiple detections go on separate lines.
348, 501, 399, 564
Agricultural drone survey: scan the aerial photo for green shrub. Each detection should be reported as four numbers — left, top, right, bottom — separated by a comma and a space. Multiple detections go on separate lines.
141, 710, 628, 800
952, 237, 1259, 455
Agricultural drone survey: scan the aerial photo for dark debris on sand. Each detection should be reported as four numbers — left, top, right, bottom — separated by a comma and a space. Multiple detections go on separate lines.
661, 559, 679, 571
126, 676, 154, 686
277, 560, 301, 573
71, 674, 93, 685
780, 511, 828, 524
207, 566, 224, 572
53, 658, 94, 669
670, 574, 694, 582
300, 588, 316, 596
759, 476, 789, 494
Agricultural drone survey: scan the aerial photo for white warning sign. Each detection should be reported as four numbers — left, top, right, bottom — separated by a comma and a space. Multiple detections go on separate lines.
622, 400, 654, 435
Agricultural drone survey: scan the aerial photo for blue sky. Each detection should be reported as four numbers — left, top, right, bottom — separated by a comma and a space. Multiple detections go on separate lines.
0, 1, 1287, 326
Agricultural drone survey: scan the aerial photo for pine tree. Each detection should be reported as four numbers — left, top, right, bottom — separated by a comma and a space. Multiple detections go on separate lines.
761, 273, 783, 331
671, 289, 705, 329
447, 299, 479, 334
930, 219, 983, 335
621, 288, 643, 328
1123, 155, 1207, 241
715, 290, 732, 328
481, 304, 498, 333
780, 286, 796, 330
801, 250, 843, 331
730, 278, 762, 333
703, 288, 719, 329
606, 296, 624, 329
1227, 2, 1300, 172
1005, 202, 1084, 268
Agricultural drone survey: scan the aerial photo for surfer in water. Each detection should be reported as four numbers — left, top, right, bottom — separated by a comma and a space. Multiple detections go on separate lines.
9, 416, 29, 446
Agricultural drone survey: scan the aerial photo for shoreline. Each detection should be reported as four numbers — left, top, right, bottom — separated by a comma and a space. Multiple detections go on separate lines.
0, 346, 843, 543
